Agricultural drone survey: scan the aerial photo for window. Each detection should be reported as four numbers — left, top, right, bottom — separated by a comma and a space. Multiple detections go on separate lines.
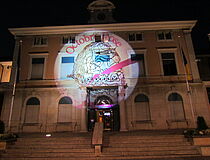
31, 58, 45, 79
161, 53, 177, 76
26, 97, 40, 105
134, 94, 151, 121
135, 94, 149, 102
25, 97, 40, 124
33, 37, 48, 46
206, 88, 210, 103
59, 96, 73, 104
136, 33, 143, 41
168, 93, 185, 121
58, 97, 73, 123
62, 36, 75, 44
128, 33, 143, 41
60, 57, 74, 79
129, 33, 135, 41
62, 57, 74, 63
157, 31, 172, 40
165, 32, 172, 39
95, 35, 102, 42
103, 33, 110, 42
158, 32, 165, 40
131, 54, 146, 77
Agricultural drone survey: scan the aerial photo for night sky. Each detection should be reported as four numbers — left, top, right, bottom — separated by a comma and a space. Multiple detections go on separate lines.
0, 0, 210, 60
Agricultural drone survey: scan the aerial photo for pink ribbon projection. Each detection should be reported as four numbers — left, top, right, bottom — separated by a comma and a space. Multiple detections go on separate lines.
88, 58, 136, 85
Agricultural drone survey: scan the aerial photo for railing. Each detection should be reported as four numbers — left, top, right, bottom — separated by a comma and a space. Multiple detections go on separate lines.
92, 122, 104, 156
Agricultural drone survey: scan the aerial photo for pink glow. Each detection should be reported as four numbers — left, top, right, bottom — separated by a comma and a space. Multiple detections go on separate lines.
95, 104, 114, 109
102, 59, 134, 74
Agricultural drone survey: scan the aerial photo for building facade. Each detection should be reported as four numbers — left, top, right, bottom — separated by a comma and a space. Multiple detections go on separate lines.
1, 19, 210, 133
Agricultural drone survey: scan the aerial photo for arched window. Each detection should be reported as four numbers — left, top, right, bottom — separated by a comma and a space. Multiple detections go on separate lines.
135, 94, 149, 102
25, 97, 40, 124
59, 96, 73, 104
58, 96, 73, 123
168, 93, 183, 101
168, 93, 185, 121
134, 94, 151, 121
26, 97, 40, 105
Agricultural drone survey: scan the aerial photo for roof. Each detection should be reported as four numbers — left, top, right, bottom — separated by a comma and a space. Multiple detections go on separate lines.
9, 20, 197, 36
87, 0, 115, 11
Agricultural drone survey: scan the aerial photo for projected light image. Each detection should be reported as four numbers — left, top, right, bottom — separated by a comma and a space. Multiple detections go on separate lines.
55, 30, 139, 106
73, 40, 125, 86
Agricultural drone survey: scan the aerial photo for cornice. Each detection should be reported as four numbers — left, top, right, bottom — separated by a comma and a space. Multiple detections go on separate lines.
9, 20, 197, 36
0, 61, 12, 65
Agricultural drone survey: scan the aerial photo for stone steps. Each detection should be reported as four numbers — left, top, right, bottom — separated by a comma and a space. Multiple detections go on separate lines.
100, 147, 200, 159
102, 131, 201, 159
106, 134, 185, 137
103, 146, 198, 152
5, 148, 94, 153
0, 156, 201, 160
97, 155, 200, 160
104, 139, 186, 143
1, 130, 201, 160
104, 134, 185, 139
8, 144, 91, 149
3, 153, 199, 159
104, 142, 192, 147
15, 140, 91, 145
102, 148, 199, 154
104, 136, 187, 141
101, 151, 199, 157
1, 132, 95, 160
1, 153, 96, 159
17, 138, 91, 142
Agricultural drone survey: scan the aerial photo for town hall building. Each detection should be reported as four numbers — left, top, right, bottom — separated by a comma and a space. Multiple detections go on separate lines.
1, 0, 210, 133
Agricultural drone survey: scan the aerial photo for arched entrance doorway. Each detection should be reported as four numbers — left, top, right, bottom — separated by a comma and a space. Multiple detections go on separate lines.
94, 95, 113, 130
87, 87, 120, 131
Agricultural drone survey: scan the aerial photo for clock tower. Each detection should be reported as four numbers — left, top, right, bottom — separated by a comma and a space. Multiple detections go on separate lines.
88, 0, 116, 24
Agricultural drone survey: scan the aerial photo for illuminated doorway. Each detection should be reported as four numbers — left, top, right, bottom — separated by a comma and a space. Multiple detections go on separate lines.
87, 87, 120, 131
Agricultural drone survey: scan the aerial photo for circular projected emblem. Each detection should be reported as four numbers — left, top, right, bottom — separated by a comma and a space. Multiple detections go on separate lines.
55, 30, 139, 100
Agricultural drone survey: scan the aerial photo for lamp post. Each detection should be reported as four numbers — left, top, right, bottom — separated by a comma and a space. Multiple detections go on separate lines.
8, 37, 21, 132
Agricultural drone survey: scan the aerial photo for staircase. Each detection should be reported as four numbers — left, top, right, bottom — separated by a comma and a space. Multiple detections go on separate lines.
1, 132, 96, 160
1, 130, 201, 160
100, 130, 201, 159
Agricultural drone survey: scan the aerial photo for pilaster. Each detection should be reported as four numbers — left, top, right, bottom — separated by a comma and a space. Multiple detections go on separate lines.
118, 86, 127, 131
80, 89, 88, 132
